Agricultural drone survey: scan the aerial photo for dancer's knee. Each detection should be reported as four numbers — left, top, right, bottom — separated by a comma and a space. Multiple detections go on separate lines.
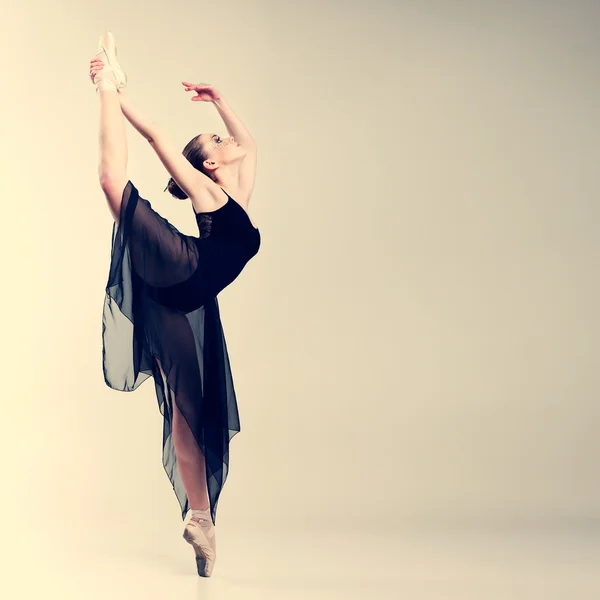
99, 174, 128, 223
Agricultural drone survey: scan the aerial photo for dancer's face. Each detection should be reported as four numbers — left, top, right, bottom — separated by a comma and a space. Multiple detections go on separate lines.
201, 133, 246, 167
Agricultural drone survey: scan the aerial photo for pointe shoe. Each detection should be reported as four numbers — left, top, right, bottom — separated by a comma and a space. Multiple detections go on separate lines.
183, 516, 217, 577
95, 31, 127, 90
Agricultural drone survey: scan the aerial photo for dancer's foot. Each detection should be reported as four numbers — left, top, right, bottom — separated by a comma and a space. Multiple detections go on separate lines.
183, 508, 216, 577
93, 31, 127, 91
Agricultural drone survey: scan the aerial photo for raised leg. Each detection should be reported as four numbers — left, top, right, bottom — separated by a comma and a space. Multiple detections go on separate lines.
97, 85, 129, 224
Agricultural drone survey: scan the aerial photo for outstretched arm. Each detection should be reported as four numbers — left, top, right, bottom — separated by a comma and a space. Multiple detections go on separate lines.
117, 90, 211, 198
213, 96, 258, 199
117, 90, 159, 141
182, 83, 258, 200
212, 96, 256, 148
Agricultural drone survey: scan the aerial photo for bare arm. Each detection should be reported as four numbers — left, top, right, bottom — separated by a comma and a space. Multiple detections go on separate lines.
211, 94, 258, 200
118, 91, 211, 198
117, 90, 160, 141
212, 96, 256, 148
118, 87, 256, 201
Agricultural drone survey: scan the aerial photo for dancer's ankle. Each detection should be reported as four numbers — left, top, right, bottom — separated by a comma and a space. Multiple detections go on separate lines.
96, 79, 118, 93
190, 507, 212, 523
191, 507, 211, 515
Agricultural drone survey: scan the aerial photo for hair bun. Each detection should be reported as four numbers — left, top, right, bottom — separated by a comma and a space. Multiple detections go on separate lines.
165, 177, 188, 200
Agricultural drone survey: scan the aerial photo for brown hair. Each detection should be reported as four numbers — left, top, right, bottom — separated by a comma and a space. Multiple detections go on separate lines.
163, 134, 213, 200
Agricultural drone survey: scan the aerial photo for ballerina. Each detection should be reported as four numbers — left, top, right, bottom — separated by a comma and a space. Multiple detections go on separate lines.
90, 30, 261, 577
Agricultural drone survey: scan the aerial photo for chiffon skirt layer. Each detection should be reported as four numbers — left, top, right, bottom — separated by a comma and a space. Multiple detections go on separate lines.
101, 180, 240, 525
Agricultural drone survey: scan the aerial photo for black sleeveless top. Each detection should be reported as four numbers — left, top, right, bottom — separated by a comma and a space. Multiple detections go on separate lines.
145, 187, 261, 313
195, 187, 260, 252
194, 186, 260, 290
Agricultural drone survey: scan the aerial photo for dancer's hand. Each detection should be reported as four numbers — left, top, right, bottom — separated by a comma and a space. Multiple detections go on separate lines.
89, 57, 104, 84
181, 82, 222, 102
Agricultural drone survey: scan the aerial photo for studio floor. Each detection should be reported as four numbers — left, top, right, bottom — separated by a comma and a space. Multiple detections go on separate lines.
6, 517, 599, 599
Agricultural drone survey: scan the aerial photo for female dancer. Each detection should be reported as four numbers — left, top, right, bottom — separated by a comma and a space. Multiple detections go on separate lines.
90, 31, 261, 577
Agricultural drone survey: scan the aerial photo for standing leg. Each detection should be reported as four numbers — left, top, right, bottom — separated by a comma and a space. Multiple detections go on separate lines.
155, 355, 216, 577
154, 358, 210, 509
172, 391, 212, 510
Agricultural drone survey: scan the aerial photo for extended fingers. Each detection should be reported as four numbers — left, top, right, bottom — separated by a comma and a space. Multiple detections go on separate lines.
182, 81, 210, 88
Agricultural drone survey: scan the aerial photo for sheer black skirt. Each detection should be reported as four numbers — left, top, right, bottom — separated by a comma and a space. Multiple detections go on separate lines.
101, 180, 240, 525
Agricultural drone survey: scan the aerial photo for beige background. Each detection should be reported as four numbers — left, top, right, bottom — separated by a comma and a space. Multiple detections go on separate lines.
1, 0, 599, 597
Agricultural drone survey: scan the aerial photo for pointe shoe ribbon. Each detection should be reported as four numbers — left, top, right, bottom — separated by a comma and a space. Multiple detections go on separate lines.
95, 31, 128, 90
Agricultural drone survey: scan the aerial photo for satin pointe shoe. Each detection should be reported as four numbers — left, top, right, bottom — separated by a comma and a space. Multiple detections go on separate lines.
95, 30, 128, 90
183, 512, 217, 577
